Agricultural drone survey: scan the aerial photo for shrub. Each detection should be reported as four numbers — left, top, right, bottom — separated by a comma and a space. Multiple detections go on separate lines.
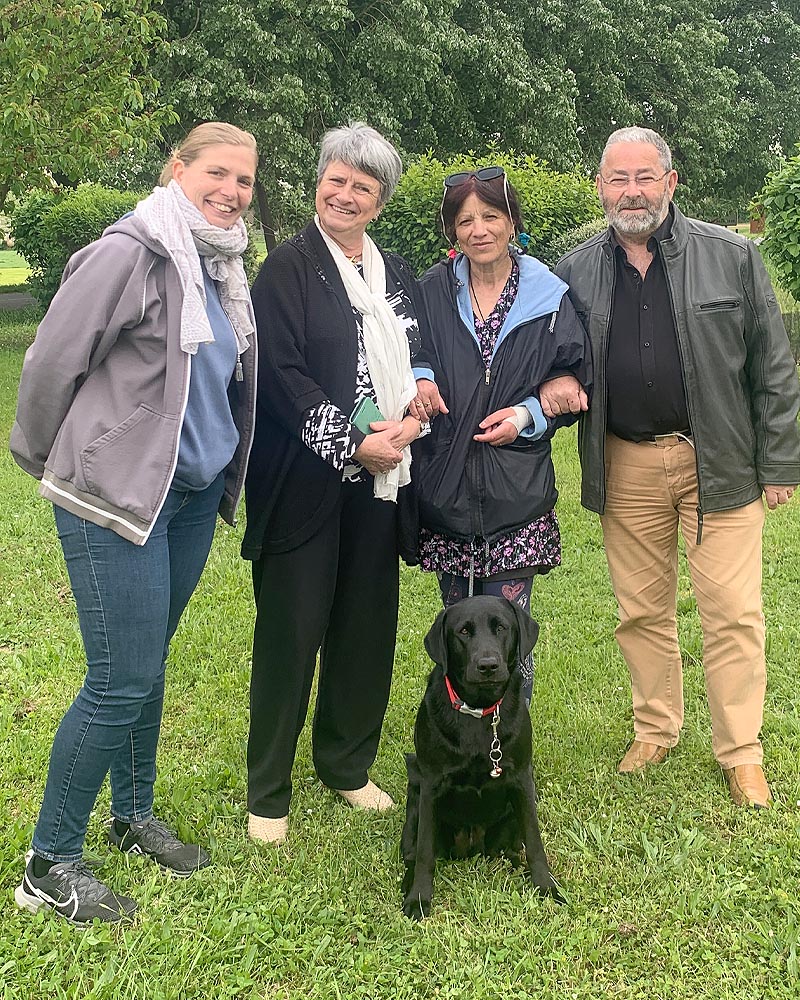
12, 183, 262, 307
538, 216, 609, 269
12, 185, 143, 308
372, 152, 601, 275
761, 151, 800, 301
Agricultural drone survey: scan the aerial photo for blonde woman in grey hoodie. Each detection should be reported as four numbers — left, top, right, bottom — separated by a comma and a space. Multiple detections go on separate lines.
11, 122, 258, 926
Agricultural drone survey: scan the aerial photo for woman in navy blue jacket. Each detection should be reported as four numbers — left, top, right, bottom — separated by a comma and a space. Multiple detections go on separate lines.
413, 168, 591, 701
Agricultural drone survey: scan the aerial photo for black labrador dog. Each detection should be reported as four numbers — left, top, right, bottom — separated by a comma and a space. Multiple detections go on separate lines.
401, 595, 563, 920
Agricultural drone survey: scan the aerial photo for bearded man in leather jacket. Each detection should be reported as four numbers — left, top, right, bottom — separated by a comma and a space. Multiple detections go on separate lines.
544, 126, 800, 808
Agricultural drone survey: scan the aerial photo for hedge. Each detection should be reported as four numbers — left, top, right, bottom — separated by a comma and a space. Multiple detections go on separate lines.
372, 151, 602, 275
11, 185, 144, 308
537, 216, 608, 268
761, 150, 800, 302
11, 184, 263, 310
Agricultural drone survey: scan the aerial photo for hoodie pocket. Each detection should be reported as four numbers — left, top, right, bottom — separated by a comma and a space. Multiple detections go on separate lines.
81, 405, 178, 519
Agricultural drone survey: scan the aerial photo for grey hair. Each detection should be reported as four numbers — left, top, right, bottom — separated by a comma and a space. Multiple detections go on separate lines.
316, 122, 403, 206
599, 126, 673, 173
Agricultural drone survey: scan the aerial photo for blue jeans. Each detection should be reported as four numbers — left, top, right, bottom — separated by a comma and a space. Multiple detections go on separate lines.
437, 572, 536, 705
32, 475, 224, 863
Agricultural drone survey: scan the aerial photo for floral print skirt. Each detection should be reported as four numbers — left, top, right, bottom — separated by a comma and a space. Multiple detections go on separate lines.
419, 508, 561, 578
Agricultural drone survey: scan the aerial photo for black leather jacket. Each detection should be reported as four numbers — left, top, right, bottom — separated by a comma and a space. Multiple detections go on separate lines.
556, 205, 800, 517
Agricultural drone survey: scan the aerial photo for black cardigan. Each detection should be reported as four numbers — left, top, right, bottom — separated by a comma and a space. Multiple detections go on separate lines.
241, 222, 427, 559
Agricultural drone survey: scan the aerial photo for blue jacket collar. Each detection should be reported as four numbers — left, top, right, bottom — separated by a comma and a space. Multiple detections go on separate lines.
453, 251, 567, 357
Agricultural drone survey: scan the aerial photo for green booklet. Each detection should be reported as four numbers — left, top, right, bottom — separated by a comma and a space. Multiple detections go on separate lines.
349, 396, 384, 435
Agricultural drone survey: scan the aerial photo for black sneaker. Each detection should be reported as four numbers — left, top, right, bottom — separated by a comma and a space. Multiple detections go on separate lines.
14, 851, 137, 926
108, 817, 210, 877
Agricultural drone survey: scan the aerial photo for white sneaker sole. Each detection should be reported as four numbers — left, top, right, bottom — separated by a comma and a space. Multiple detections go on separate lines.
14, 883, 92, 928
14, 883, 45, 914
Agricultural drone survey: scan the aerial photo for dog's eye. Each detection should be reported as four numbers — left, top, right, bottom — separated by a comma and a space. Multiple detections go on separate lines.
459, 626, 471, 636
495, 624, 505, 631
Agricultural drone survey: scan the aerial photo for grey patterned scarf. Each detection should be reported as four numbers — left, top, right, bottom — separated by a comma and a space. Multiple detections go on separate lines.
134, 180, 254, 355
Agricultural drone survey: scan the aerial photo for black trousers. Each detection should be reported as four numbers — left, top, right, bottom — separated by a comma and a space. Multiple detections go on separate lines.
247, 478, 400, 817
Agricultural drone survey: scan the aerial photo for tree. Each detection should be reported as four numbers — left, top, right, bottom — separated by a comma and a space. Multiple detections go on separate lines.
154, 0, 460, 247
0, 0, 175, 208
543, 0, 739, 204
716, 0, 800, 200
149, 0, 800, 234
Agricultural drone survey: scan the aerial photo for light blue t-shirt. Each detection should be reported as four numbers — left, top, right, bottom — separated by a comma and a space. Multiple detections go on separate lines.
172, 261, 240, 490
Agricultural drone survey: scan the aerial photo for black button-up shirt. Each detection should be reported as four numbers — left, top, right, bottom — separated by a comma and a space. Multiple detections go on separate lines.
606, 208, 690, 441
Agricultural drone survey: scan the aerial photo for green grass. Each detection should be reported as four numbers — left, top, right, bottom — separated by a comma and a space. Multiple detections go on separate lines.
2, 326, 800, 998
0, 247, 31, 294
0, 249, 27, 268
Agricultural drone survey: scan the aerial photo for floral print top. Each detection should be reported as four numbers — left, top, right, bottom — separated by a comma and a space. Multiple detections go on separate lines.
419, 257, 561, 578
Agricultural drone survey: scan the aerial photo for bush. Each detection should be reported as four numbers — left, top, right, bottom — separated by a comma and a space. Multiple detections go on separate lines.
761, 151, 800, 301
12, 184, 143, 308
372, 152, 601, 275
537, 216, 609, 269
12, 183, 262, 307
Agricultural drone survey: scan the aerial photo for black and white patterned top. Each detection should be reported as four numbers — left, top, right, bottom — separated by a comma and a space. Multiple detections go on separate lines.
300, 265, 419, 481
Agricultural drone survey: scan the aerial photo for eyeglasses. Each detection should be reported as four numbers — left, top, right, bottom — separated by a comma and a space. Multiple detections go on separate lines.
440, 166, 513, 243
599, 170, 670, 190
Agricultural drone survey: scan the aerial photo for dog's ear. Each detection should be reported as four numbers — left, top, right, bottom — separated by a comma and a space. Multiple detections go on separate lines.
511, 604, 539, 659
424, 607, 449, 670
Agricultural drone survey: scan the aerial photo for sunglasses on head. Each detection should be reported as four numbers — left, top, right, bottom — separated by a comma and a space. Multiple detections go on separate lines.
440, 166, 514, 246
443, 166, 506, 187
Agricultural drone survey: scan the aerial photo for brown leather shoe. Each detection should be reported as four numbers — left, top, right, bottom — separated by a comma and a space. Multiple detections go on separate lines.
618, 740, 670, 774
723, 764, 772, 808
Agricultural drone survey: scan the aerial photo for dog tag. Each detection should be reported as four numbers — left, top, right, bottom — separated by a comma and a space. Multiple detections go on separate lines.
489, 707, 503, 777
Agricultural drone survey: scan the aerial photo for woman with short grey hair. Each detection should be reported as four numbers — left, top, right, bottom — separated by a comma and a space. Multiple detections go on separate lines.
316, 121, 403, 205
243, 122, 428, 844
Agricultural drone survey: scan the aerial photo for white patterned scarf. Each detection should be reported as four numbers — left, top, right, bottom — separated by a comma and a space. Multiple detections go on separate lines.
134, 180, 254, 355
315, 215, 417, 502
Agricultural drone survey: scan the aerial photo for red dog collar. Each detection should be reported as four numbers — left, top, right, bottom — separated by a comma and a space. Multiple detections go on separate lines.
444, 674, 502, 718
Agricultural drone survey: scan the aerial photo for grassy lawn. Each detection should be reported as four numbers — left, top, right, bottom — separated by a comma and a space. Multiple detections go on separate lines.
0, 249, 31, 295
2, 312, 800, 999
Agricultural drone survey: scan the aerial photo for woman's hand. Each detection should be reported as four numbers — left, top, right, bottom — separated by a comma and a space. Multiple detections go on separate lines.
474, 407, 519, 446
353, 425, 405, 475
408, 379, 449, 422
370, 416, 421, 451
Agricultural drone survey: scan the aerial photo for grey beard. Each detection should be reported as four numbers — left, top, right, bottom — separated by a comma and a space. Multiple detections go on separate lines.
604, 191, 670, 236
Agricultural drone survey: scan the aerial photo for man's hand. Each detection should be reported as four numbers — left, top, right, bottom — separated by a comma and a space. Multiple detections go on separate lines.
408, 378, 449, 422
538, 375, 588, 418
474, 407, 519, 446
762, 484, 796, 509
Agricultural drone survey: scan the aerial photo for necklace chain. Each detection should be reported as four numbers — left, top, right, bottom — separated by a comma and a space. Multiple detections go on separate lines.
469, 273, 486, 324
469, 259, 512, 325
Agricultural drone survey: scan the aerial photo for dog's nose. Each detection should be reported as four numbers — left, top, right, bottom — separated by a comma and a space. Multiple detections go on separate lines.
476, 656, 500, 674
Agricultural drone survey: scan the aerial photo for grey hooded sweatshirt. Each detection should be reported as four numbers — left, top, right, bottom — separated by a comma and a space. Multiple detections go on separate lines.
10, 216, 257, 544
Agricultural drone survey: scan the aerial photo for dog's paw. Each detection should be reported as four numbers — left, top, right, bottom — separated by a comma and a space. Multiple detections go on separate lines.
534, 874, 565, 905
402, 894, 431, 921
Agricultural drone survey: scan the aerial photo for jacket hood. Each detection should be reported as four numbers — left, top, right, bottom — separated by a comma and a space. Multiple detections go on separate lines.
102, 212, 171, 259
422, 252, 566, 323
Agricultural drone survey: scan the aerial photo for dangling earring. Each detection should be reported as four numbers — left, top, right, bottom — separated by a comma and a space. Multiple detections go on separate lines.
515, 231, 531, 254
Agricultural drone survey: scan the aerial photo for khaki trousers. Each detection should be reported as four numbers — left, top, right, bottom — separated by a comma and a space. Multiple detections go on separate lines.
600, 433, 766, 767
